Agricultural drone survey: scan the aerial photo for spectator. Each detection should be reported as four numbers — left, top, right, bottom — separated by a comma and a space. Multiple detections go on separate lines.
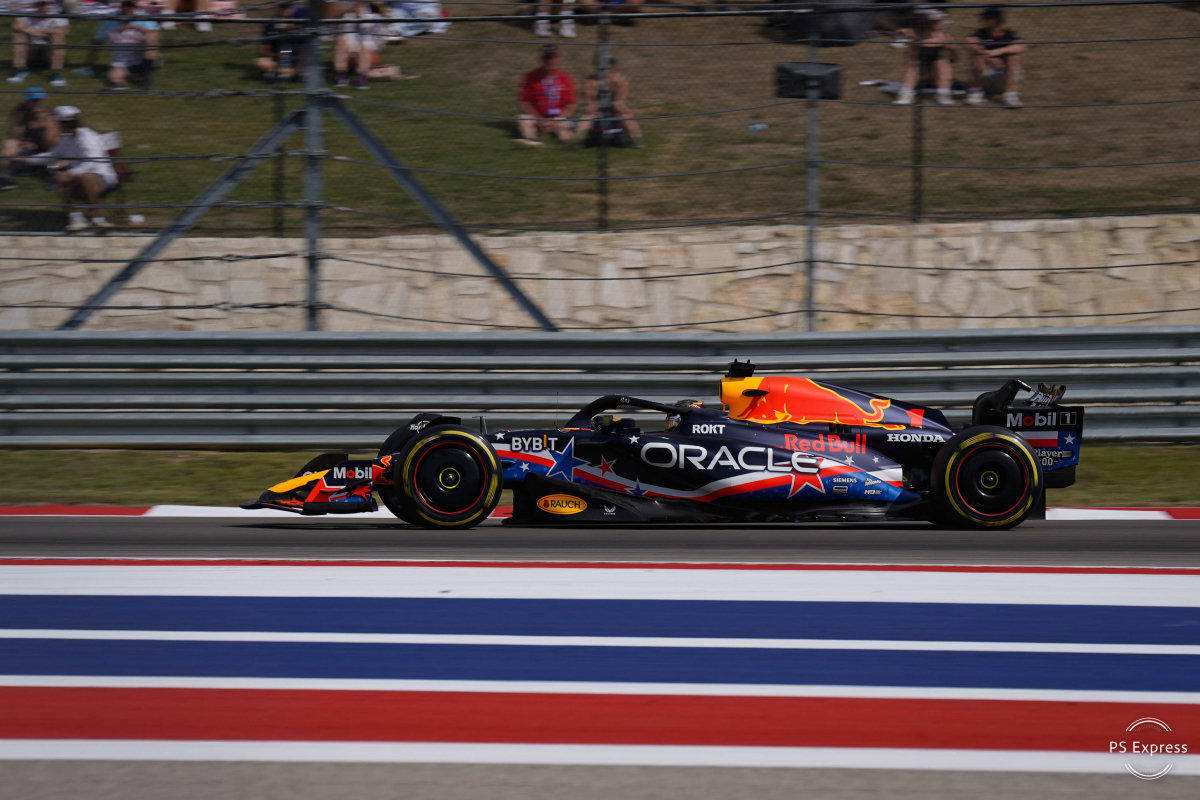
164, 0, 213, 31
579, 57, 642, 148
8, 0, 69, 87
389, 0, 451, 38
578, 0, 643, 26
517, 44, 576, 147
0, 86, 59, 190
254, 0, 309, 82
894, 8, 954, 106
966, 5, 1026, 107
20, 105, 119, 232
533, 0, 574, 39
334, 1, 413, 89
105, 0, 161, 90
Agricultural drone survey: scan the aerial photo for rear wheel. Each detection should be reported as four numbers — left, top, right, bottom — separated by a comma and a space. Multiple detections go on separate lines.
395, 425, 502, 529
931, 425, 1042, 530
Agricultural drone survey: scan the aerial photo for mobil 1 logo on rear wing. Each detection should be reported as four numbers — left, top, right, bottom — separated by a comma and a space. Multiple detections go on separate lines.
1005, 406, 1085, 470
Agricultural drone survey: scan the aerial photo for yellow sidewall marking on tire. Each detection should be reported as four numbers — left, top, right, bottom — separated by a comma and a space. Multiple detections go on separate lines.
402, 430, 501, 517
943, 431, 1040, 526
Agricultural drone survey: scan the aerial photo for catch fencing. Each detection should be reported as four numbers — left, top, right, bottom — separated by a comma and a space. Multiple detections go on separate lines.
3, 324, 1200, 448
0, 1, 1198, 332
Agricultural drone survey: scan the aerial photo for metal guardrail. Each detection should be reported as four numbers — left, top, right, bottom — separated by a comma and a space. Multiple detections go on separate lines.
3, 326, 1200, 448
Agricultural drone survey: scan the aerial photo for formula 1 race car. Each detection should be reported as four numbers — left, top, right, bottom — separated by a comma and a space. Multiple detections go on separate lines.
243, 361, 1084, 530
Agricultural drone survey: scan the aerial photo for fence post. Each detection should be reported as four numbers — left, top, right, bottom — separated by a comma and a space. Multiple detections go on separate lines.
912, 85, 924, 222
303, 0, 325, 332
804, 22, 819, 333
273, 80, 285, 238
597, 13, 612, 231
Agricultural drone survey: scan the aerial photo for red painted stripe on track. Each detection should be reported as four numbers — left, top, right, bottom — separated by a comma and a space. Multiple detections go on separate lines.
0, 558, 1197, 574
0, 506, 148, 516
2, 688, 1196, 750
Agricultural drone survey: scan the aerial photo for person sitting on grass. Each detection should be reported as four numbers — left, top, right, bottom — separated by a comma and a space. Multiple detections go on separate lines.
0, 86, 59, 191
579, 57, 642, 148
333, 1, 414, 89
8, 0, 69, 88
19, 105, 119, 233
966, 5, 1026, 107
894, 7, 954, 106
105, 0, 161, 91
516, 44, 576, 148
254, 1, 310, 82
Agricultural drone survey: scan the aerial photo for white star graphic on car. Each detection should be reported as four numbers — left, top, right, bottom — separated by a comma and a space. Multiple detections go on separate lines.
1065, 434, 1075, 444
518, 462, 530, 472
872, 456, 879, 464
845, 455, 854, 465
495, 432, 506, 440
628, 435, 639, 444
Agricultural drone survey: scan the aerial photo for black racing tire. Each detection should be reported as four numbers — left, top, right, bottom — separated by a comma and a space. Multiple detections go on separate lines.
931, 425, 1043, 530
394, 425, 502, 530
376, 426, 422, 525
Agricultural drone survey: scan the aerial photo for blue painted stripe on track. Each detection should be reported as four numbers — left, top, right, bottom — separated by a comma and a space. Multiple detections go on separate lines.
2, 640, 1199, 692
2, 596, 1199, 644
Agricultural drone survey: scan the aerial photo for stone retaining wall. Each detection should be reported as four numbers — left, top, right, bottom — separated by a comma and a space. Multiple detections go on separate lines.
2, 213, 1198, 331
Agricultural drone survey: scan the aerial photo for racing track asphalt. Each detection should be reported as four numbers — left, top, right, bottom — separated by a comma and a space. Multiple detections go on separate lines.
3, 516, 1199, 800
0, 516, 1199, 566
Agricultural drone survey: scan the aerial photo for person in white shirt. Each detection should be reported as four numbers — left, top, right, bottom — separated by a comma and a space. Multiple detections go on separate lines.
8, 0, 70, 87
20, 106, 119, 232
334, 2, 412, 89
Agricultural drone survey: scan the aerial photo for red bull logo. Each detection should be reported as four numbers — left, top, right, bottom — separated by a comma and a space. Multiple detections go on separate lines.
721, 376, 904, 430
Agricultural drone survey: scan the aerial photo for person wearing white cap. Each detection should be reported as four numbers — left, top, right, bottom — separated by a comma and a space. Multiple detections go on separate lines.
18, 106, 119, 232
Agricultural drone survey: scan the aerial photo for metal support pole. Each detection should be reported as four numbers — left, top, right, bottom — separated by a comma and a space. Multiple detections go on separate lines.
327, 100, 558, 331
597, 14, 612, 231
804, 25, 819, 333
912, 78, 924, 222
273, 79, 285, 238
303, 0, 325, 332
57, 111, 305, 331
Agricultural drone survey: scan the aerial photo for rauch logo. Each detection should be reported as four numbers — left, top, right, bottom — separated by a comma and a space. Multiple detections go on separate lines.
538, 495, 587, 515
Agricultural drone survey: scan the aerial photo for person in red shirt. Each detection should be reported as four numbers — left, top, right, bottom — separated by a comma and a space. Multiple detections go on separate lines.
516, 45, 577, 148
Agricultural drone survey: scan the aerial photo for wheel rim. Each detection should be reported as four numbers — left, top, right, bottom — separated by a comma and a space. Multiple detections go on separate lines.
413, 442, 486, 515
952, 443, 1029, 517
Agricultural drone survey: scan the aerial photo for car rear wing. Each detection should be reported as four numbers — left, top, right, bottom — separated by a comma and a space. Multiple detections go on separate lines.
973, 380, 1083, 489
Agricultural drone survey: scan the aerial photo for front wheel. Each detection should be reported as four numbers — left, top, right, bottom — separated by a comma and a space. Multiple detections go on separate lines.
377, 426, 421, 525
394, 425, 502, 529
931, 425, 1043, 530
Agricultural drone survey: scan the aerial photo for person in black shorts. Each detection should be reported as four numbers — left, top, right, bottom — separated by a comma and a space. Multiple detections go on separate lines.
966, 5, 1027, 107
0, 87, 59, 190
894, 8, 955, 106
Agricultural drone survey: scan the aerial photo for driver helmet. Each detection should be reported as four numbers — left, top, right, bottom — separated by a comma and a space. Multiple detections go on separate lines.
665, 413, 682, 432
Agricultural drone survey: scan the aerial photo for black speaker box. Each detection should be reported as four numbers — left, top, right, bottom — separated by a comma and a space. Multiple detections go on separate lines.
776, 62, 842, 100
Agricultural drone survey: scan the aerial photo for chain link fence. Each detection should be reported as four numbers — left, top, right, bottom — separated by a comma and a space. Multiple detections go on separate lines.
0, 0, 1197, 330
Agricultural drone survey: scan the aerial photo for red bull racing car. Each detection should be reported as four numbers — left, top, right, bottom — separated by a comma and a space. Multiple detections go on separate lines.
243, 361, 1083, 530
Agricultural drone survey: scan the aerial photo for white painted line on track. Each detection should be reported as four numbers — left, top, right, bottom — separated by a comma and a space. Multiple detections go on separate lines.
1, 740, 1198, 774
1047, 509, 1174, 520
5, 675, 1200, 705
4, 629, 1199, 656
2, 565, 1197, 606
